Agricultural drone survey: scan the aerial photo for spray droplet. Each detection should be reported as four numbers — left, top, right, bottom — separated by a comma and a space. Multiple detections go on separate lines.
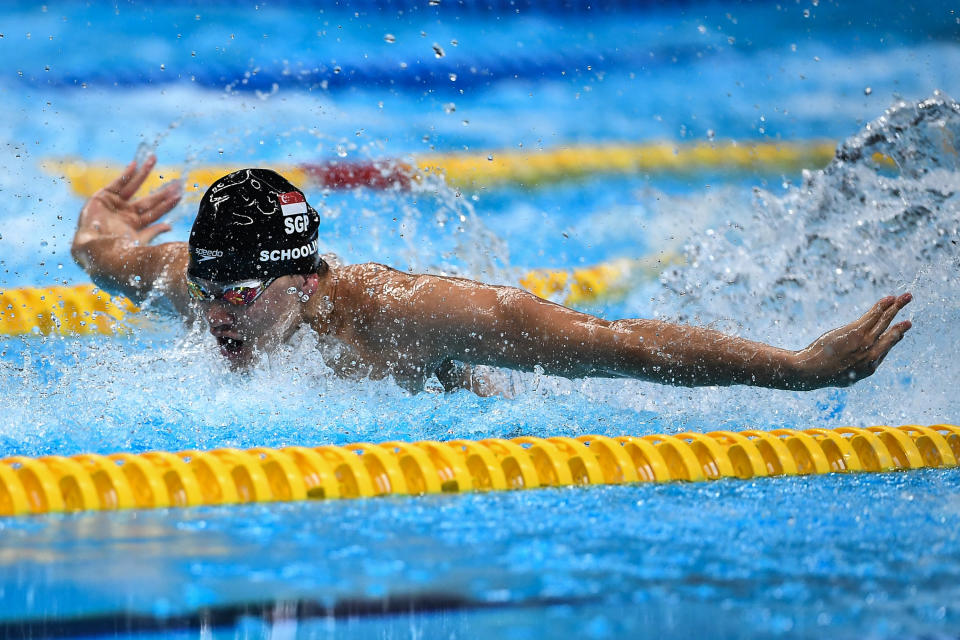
432, 44, 445, 58
487, 154, 494, 161
864, 86, 872, 96
707, 129, 716, 140
443, 102, 456, 114
134, 141, 155, 165
384, 33, 395, 43
428, 0, 440, 5
448, 73, 457, 82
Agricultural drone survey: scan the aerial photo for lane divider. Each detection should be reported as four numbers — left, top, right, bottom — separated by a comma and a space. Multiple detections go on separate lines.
20, 40, 775, 94
417, 140, 837, 188
0, 256, 671, 336
519, 253, 680, 305
0, 284, 138, 336
1, 425, 956, 516
41, 140, 839, 198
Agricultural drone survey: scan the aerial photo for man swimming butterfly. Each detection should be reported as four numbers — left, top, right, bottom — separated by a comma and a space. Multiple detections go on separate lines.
71, 155, 913, 395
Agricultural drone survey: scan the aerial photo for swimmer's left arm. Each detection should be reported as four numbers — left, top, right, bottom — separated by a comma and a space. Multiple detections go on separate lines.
396, 274, 911, 390
71, 156, 191, 313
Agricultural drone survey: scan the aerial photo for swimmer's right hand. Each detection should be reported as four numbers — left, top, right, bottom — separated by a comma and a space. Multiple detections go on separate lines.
73, 155, 182, 249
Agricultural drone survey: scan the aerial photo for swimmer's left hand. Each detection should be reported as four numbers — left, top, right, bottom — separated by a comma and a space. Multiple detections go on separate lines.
789, 293, 913, 389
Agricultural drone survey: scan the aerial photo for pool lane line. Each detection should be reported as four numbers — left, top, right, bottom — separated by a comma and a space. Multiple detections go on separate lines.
0, 427, 957, 517
40, 139, 853, 198
0, 254, 676, 336
0, 592, 601, 639
0, 284, 140, 337
20, 39, 752, 94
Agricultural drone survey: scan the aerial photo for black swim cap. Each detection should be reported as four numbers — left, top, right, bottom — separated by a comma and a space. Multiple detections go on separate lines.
188, 168, 322, 283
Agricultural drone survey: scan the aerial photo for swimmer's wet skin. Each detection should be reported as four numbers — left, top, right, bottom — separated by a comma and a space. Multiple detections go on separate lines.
70, 154, 913, 395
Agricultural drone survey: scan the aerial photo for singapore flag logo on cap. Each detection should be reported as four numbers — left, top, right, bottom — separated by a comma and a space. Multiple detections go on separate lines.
278, 191, 307, 216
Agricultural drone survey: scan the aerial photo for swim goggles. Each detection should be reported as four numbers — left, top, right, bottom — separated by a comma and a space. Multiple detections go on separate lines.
186, 277, 277, 306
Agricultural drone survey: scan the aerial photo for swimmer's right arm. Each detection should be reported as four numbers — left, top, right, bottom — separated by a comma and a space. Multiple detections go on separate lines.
71, 156, 192, 313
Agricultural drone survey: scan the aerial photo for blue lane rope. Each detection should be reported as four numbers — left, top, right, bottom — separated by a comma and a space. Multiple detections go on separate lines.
17, 43, 719, 92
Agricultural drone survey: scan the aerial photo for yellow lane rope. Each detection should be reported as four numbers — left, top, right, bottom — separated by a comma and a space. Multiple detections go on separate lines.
1, 425, 956, 516
0, 284, 138, 336
40, 140, 839, 198
519, 253, 681, 305
1, 255, 670, 336
417, 140, 837, 188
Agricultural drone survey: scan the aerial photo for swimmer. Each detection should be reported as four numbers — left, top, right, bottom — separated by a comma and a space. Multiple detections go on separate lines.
71, 155, 913, 395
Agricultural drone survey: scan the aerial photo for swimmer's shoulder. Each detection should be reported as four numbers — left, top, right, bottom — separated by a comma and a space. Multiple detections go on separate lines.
338, 261, 412, 286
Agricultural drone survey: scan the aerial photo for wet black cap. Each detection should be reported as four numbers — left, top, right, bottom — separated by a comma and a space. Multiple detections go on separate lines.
188, 169, 322, 283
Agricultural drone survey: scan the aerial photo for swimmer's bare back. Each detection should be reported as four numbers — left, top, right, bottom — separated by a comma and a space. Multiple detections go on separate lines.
72, 155, 914, 392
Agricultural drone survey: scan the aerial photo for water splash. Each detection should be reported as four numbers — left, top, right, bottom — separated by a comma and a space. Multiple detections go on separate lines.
652, 92, 960, 425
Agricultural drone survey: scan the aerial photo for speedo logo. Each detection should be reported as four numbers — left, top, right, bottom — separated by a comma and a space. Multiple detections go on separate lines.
195, 248, 224, 262
259, 239, 318, 262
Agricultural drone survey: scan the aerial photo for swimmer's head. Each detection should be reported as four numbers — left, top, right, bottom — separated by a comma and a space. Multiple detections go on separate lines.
188, 168, 324, 283
187, 169, 326, 366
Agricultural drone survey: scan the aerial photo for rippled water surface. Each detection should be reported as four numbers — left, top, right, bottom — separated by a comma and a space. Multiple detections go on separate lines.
0, 0, 958, 638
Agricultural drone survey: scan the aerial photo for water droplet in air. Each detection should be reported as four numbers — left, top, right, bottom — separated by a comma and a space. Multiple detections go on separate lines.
448, 73, 457, 82
432, 44, 445, 58
384, 33, 395, 43
864, 86, 872, 95
429, 0, 440, 5
707, 129, 716, 140
443, 102, 456, 113
450, 39, 458, 47
333, 66, 341, 74
803, 8, 810, 17
487, 155, 494, 161
160, 64, 166, 70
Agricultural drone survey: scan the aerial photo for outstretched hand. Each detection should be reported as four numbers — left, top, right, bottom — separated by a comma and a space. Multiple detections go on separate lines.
791, 293, 913, 389
74, 155, 181, 247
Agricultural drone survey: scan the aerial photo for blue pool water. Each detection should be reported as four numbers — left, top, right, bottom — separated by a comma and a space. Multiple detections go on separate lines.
1, 1, 959, 638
